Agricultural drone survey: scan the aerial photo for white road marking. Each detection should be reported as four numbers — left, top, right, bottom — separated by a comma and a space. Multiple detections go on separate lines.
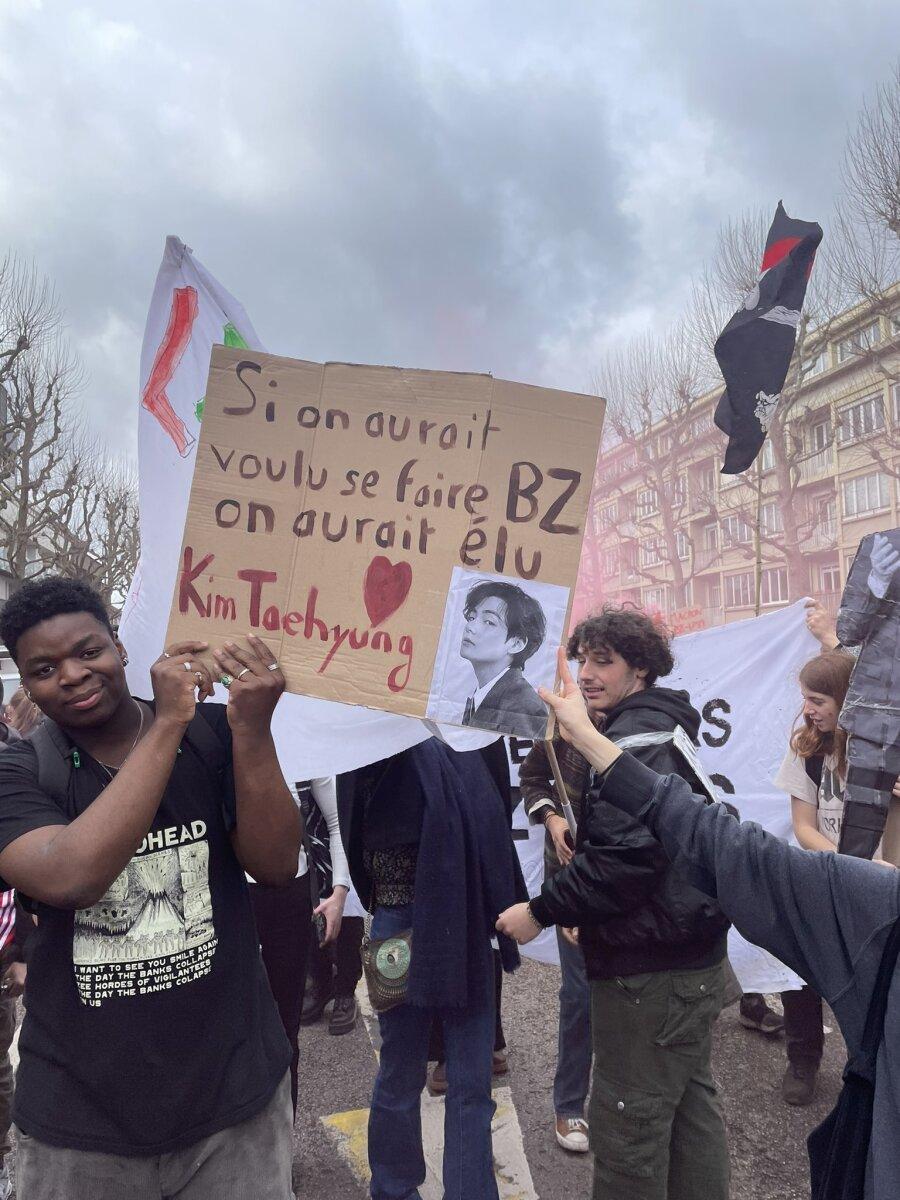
322, 983, 538, 1199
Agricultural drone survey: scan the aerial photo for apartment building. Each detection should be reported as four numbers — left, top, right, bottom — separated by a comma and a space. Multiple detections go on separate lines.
579, 294, 900, 631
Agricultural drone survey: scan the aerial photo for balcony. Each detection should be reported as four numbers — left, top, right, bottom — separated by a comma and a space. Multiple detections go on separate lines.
797, 448, 833, 483
691, 546, 721, 572
803, 521, 837, 553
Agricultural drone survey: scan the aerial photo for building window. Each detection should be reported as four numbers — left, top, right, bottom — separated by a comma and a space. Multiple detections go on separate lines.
760, 501, 783, 536
703, 524, 718, 551
636, 488, 658, 518
759, 440, 775, 472
640, 537, 663, 567
700, 465, 716, 496
599, 502, 618, 529
802, 347, 829, 377
722, 515, 752, 546
675, 531, 690, 560
841, 471, 890, 518
644, 587, 667, 611
601, 549, 618, 576
837, 319, 882, 362
837, 394, 885, 444
810, 419, 830, 452
692, 412, 714, 437
671, 474, 688, 506
759, 566, 789, 606
820, 564, 841, 594
705, 581, 722, 610
893, 383, 900, 425
724, 572, 754, 609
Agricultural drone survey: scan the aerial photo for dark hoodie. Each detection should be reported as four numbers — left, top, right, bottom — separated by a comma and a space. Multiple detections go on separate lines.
529, 685, 730, 979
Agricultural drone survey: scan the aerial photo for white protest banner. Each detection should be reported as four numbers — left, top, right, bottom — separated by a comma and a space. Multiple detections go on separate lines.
120, 238, 497, 781
510, 600, 817, 991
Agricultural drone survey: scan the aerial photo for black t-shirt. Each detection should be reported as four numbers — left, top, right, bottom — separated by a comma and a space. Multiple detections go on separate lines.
0, 702, 289, 1156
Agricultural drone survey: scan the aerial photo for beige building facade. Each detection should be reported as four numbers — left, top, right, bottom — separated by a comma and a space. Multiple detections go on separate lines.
580, 296, 900, 632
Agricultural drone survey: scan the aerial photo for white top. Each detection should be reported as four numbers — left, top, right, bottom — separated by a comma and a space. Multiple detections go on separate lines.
246, 775, 349, 887
774, 748, 845, 847
308, 775, 350, 889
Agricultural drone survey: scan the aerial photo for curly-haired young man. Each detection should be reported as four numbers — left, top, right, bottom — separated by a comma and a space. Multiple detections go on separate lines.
514, 605, 731, 1199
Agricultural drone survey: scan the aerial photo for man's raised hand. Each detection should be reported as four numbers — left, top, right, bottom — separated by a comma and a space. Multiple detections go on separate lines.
538, 648, 594, 747
152, 641, 214, 727
213, 635, 285, 732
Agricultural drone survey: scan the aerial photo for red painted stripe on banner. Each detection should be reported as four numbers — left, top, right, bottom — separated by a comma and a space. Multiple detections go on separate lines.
760, 236, 802, 272
141, 286, 200, 457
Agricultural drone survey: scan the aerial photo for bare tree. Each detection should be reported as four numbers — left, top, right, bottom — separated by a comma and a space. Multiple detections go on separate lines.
0, 256, 139, 610
843, 61, 900, 239
43, 455, 140, 610
589, 321, 718, 612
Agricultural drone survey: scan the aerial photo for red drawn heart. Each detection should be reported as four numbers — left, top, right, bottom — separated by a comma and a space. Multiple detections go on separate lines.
363, 556, 413, 628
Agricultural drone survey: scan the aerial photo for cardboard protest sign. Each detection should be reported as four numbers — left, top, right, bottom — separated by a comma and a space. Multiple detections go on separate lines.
166, 347, 604, 738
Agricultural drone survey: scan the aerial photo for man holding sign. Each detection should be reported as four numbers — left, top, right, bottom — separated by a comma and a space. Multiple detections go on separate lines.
0, 578, 300, 1200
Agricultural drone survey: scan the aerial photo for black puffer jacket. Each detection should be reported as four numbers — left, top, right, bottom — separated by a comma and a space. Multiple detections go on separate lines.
528, 686, 729, 979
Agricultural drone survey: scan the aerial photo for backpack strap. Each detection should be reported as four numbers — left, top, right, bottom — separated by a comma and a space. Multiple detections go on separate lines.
804, 755, 824, 789
28, 720, 77, 807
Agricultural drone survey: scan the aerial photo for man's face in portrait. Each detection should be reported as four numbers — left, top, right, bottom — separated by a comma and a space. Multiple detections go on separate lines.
460, 596, 525, 676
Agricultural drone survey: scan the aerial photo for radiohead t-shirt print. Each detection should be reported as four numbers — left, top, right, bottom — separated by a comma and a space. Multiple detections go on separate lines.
73, 819, 216, 1007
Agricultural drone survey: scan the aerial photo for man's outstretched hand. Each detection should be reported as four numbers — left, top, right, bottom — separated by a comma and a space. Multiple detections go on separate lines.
538, 649, 596, 749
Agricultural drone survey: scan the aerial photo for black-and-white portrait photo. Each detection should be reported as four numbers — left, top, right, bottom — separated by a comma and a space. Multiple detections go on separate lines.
426, 568, 570, 740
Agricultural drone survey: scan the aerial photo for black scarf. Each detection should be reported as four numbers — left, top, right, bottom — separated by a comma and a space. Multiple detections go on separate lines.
407, 739, 526, 1009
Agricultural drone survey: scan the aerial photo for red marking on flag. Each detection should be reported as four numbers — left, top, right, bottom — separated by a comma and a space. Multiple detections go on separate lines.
760, 236, 802, 272
141, 286, 200, 457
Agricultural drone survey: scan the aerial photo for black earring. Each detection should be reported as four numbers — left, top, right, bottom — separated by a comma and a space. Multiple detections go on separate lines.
122, 656, 129, 667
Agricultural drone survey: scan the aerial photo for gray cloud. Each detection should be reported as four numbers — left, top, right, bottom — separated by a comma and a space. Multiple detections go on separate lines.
3, 0, 899, 457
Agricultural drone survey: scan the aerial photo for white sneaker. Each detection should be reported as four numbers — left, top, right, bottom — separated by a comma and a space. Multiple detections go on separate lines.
0, 1160, 11, 1200
555, 1116, 590, 1153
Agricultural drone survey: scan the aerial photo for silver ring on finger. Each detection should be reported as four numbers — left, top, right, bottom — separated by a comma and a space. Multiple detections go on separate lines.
184, 661, 193, 673
164, 652, 172, 659
236, 668, 250, 681
266, 662, 280, 672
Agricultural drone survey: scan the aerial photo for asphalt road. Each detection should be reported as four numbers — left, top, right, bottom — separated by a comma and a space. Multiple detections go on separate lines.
293, 957, 844, 1200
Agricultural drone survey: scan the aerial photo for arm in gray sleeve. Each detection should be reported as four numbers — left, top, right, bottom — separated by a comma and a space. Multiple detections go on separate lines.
597, 755, 900, 1005
836, 536, 880, 647
310, 776, 350, 891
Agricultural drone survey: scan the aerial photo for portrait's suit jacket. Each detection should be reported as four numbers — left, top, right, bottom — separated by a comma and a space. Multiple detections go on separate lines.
837, 528, 900, 739
469, 667, 549, 741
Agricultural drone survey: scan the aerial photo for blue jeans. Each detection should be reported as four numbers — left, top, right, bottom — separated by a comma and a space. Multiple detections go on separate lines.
367, 903, 498, 1200
553, 925, 592, 1119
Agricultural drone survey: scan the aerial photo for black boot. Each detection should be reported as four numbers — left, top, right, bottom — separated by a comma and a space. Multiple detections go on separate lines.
300, 986, 332, 1026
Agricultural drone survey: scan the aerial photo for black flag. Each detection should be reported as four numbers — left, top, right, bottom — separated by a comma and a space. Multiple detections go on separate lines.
713, 202, 822, 474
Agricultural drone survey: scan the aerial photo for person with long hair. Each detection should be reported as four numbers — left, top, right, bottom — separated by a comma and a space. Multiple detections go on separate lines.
771, 651, 865, 1105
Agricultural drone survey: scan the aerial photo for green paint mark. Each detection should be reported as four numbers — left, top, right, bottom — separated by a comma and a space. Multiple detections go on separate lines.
223, 323, 249, 349
196, 324, 251, 421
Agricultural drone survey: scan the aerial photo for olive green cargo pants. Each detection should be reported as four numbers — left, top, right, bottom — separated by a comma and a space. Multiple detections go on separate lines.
589, 960, 730, 1200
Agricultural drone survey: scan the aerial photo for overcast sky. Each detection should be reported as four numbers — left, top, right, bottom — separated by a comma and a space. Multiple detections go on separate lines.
3, 0, 899, 459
